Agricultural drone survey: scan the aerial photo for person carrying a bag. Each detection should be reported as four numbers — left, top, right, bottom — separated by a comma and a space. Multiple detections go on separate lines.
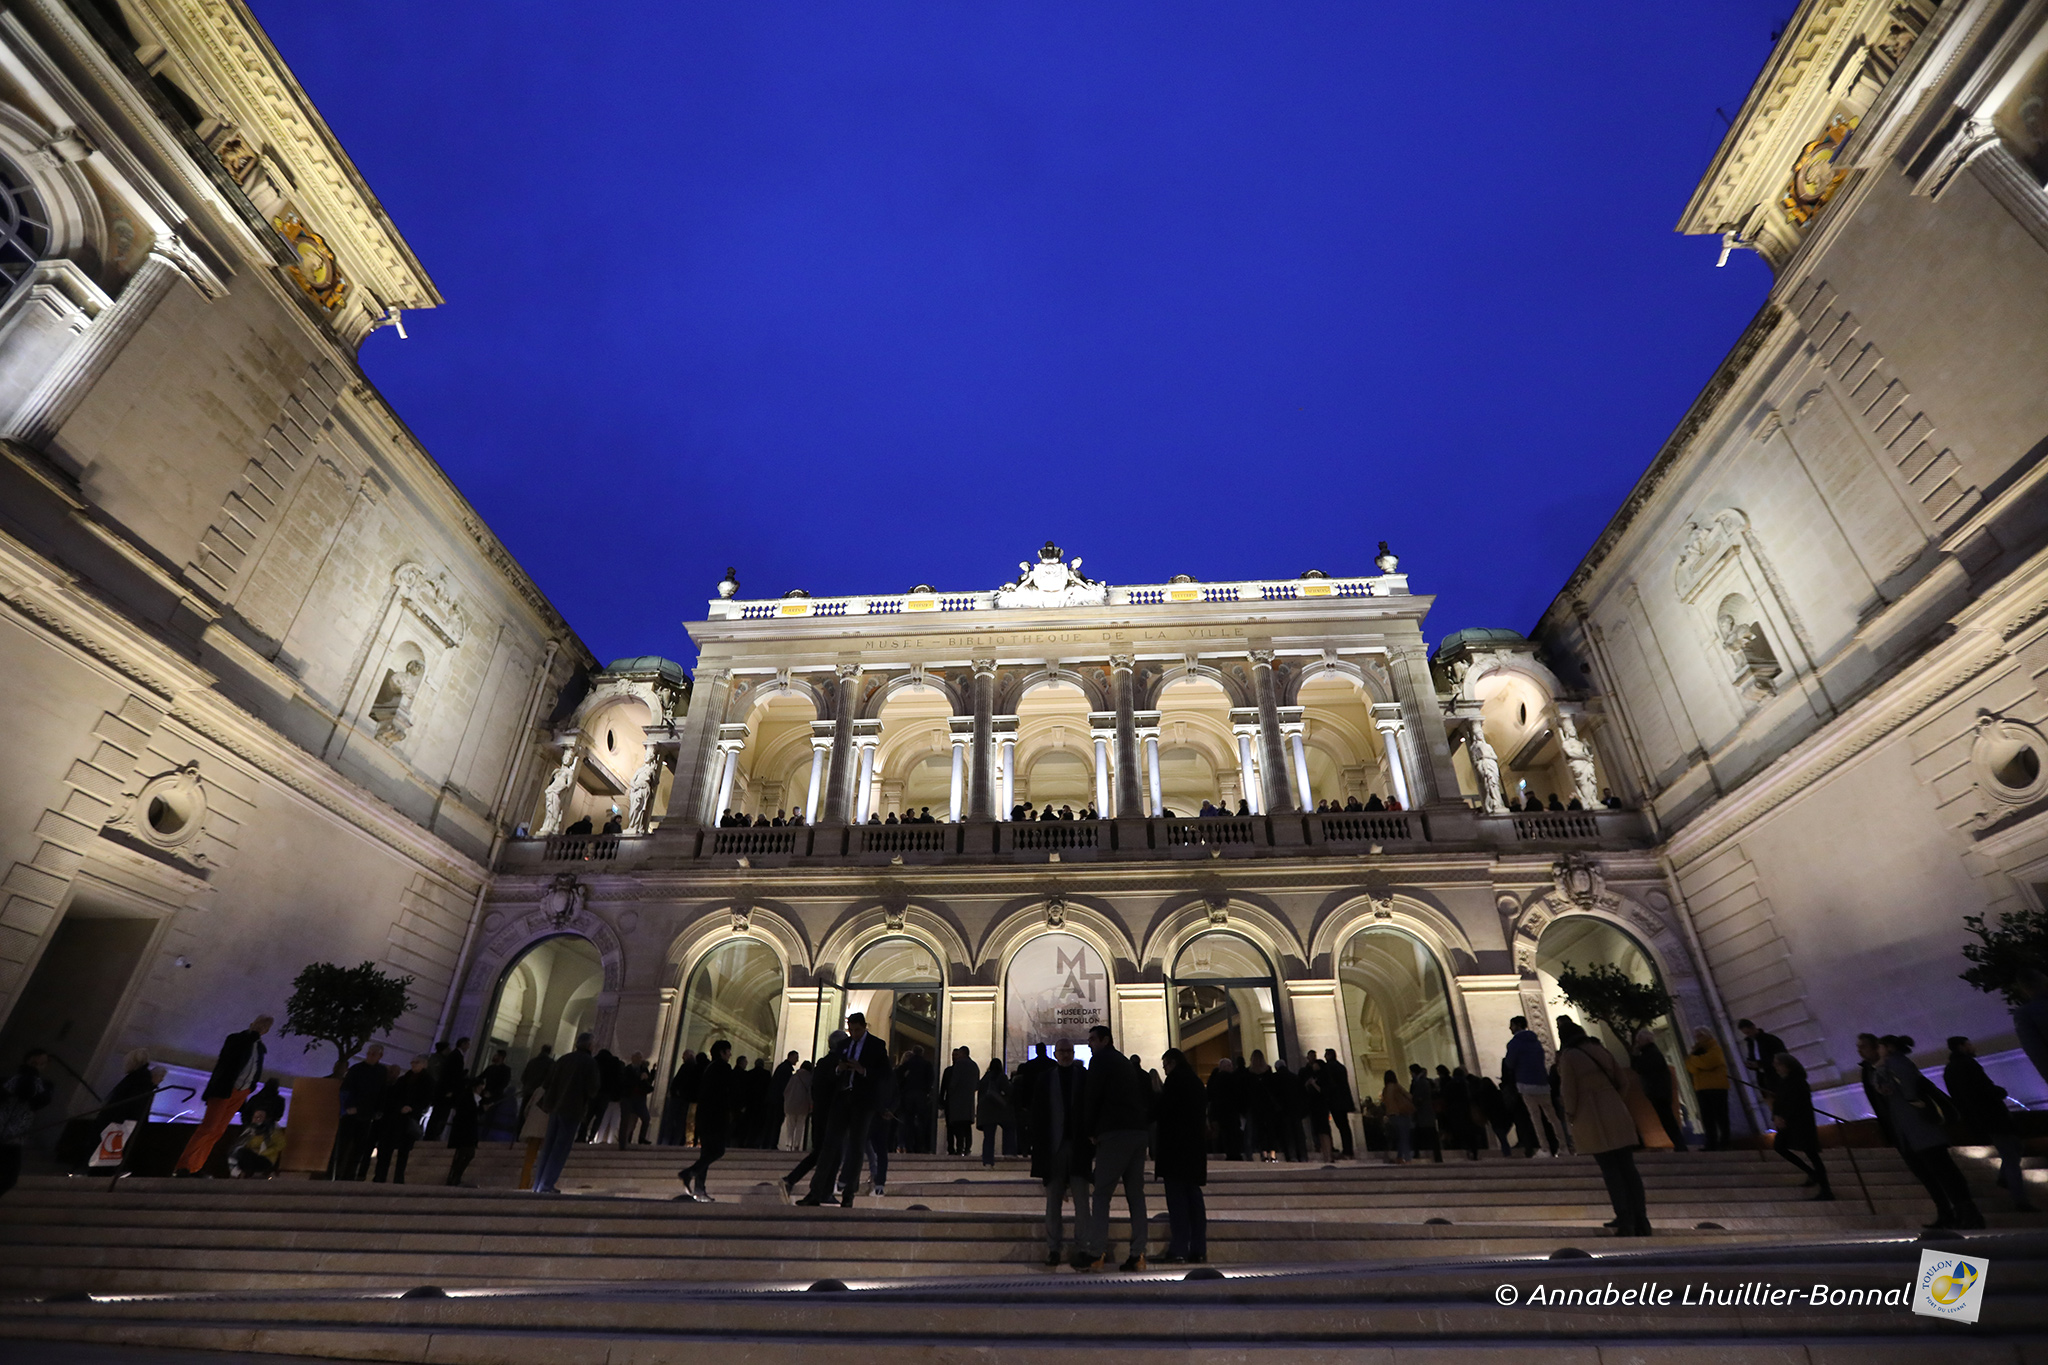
1555, 1017, 1651, 1237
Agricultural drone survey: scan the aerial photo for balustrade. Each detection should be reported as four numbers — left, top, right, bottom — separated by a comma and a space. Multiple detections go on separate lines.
1163, 818, 1256, 847
1511, 810, 1601, 841
710, 827, 801, 856
1319, 812, 1414, 843
858, 824, 952, 854
1011, 821, 1101, 851
542, 834, 620, 862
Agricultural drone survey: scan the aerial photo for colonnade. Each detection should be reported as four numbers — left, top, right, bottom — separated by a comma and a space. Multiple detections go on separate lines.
687, 648, 1439, 827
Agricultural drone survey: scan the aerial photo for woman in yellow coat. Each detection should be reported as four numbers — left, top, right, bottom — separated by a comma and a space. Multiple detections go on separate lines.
1683, 1027, 1730, 1150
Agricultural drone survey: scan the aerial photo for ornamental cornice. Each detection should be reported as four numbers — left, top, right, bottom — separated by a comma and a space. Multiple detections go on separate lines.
131, 0, 439, 309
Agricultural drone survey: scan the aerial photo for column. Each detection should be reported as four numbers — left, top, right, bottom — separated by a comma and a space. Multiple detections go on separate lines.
1250, 650, 1297, 812
10, 250, 185, 449
1374, 715, 1411, 808
1111, 656, 1143, 817
1144, 733, 1163, 817
713, 743, 742, 818
820, 664, 860, 824
804, 730, 830, 823
999, 733, 1017, 817
967, 660, 996, 819
1091, 725, 1112, 816
947, 729, 967, 822
1387, 642, 1460, 807
854, 737, 879, 822
1289, 731, 1312, 810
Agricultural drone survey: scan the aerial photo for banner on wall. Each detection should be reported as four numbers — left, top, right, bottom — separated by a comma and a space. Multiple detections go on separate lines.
1004, 933, 1109, 1065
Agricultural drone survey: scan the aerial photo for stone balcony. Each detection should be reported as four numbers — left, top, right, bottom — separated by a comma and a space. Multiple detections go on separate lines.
501, 808, 1652, 872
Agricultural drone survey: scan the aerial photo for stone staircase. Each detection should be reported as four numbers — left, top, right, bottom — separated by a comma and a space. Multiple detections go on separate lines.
0, 1145, 2041, 1361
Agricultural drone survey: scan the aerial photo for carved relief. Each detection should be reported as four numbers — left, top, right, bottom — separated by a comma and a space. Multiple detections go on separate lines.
272, 210, 350, 312
393, 563, 468, 647
540, 872, 587, 929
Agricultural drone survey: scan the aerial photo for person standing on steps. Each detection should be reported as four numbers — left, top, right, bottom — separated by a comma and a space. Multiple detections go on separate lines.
374, 1053, 435, 1184
1875, 1033, 1983, 1230
781, 1060, 814, 1153
332, 1043, 389, 1181
1072, 1024, 1153, 1272
1946, 1035, 2036, 1213
798, 1012, 889, 1208
940, 1046, 980, 1156
0, 1049, 52, 1197
977, 1058, 1014, 1166
174, 1015, 272, 1176
1685, 1028, 1731, 1151
1503, 1016, 1568, 1157
780, 1031, 844, 1201
1630, 1030, 1687, 1152
677, 1039, 733, 1202
1155, 1047, 1209, 1264
1736, 1019, 1785, 1108
1555, 1018, 1650, 1237
1027, 1038, 1092, 1266
531, 1032, 600, 1194
1767, 1053, 1831, 1201
519, 1045, 553, 1120
1321, 1048, 1357, 1159
1406, 1065, 1442, 1163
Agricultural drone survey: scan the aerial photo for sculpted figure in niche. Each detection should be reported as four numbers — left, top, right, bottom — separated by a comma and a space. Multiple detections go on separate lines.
1467, 720, 1508, 815
625, 747, 663, 835
538, 749, 578, 836
370, 657, 424, 744
1716, 595, 1782, 700
1557, 715, 1601, 809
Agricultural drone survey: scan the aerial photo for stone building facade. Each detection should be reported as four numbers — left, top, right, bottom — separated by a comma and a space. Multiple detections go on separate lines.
0, 0, 590, 1119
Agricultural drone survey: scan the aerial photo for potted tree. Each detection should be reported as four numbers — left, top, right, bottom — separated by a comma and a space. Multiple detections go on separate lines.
1555, 961, 1679, 1150
276, 961, 415, 1174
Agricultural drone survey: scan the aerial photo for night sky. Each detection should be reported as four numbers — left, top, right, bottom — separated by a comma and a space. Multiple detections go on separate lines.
250, 2, 1786, 668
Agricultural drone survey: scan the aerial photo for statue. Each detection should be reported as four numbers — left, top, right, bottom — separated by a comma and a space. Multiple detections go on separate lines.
994, 542, 1110, 609
1467, 720, 1507, 815
538, 748, 578, 836
1557, 715, 1600, 809
1374, 540, 1399, 575
370, 658, 424, 744
624, 747, 662, 835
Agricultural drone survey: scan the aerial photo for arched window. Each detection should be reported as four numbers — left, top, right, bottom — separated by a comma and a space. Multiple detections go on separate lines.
844, 936, 943, 1062
1170, 931, 1283, 1075
676, 938, 783, 1066
1337, 926, 1461, 1088
0, 156, 48, 295
482, 934, 603, 1077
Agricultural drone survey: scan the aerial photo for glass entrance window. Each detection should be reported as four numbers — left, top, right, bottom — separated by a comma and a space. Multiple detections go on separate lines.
676, 938, 783, 1063
483, 934, 604, 1079
1171, 932, 1282, 1077
844, 937, 943, 1063
1337, 927, 1460, 1090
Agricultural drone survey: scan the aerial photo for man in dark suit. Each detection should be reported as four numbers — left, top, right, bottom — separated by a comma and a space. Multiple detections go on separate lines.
1322, 1048, 1357, 1159
1738, 1019, 1786, 1103
1074, 1024, 1153, 1271
332, 1042, 389, 1181
1026, 1038, 1092, 1266
798, 1011, 890, 1207
175, 1015, 272, 1175
677, 1039, 733, 1201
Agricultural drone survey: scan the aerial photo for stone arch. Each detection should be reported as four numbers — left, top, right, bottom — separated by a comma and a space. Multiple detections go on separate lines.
1314, 892, 1481, 1064
729, 673, 826, 721
1448, 650, 1567, 710
0, 105, 104, 268
815, 903, 972, 988
862, 669, 966, 719
1504, 873, 1706, 1060
981, 896, 1137, 982
662, 901, 811, 990
1140, 894, 1304, 980
1148, 660, 1249, 709
1003, 665, 1108, 714
456, 893, 626, 1051
1285, 656, 1392, 706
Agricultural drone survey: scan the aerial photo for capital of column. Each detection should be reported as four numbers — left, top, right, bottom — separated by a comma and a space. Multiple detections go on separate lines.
1278, 704, 1305, 738
972, 658, 997, 678
715, 722, 750, 751
1249, 648, 1275, 667
1109, 654, 1134, 673
1133, 709, 1162, 741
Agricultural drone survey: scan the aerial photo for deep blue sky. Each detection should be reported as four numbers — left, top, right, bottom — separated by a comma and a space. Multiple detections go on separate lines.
252, 2, 1783, 668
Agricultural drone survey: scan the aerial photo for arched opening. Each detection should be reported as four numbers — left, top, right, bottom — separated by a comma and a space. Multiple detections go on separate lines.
1533, 916, 1694, 1125
1337, 925, 1461, 1089
1468, 668, 1577, 811
1170, 931, 1282, 1077
1003, 931, 1111, 1068
1154, 676, 1237, 812
482, 934, 604, 1079
870, 683, 955, 820
1295, 672, 1395, 809
1013, 679, 1096, 818
728, 689, 820, 824
675, 938, 784, 1067
844, 936, 943, 1064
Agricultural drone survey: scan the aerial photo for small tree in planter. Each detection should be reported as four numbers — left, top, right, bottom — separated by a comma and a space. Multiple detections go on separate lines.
1554, 962, 1674, 1051
1961, 906, 2048, 1004
281, 960, 415, 1071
